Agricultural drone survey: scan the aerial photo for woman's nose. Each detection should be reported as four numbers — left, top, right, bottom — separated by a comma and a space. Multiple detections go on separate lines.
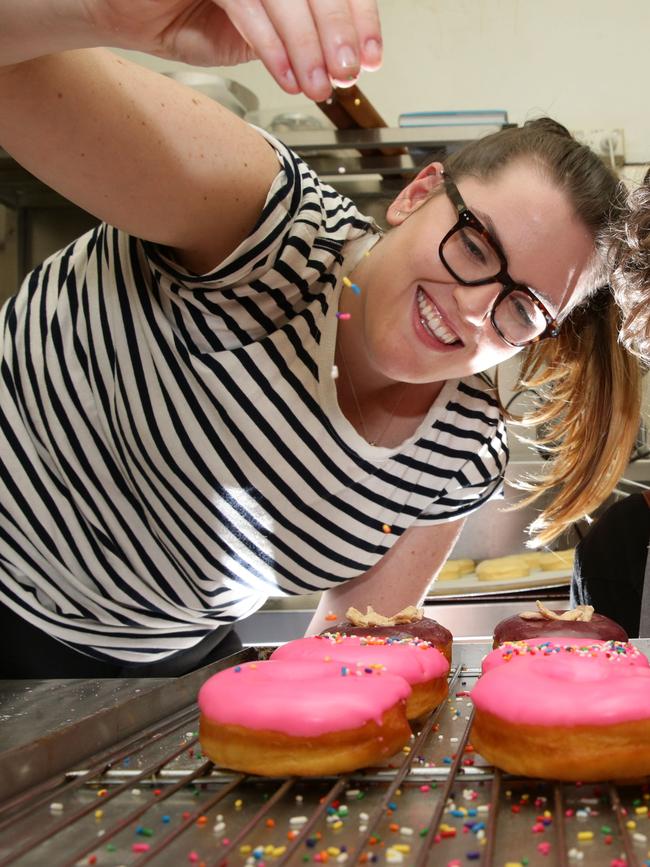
453, 281, 502, 327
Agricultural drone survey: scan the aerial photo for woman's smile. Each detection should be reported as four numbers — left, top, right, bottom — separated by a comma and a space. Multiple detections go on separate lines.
415, 286, 463, 348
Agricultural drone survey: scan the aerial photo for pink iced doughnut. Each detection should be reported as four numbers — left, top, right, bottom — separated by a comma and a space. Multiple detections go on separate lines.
471, 639, 650, 781
198, 659, 412, 776
481, 638, 650, 674
271, 634, 449, 719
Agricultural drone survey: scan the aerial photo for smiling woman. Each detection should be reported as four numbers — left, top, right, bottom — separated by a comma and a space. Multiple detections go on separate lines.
0, 2, 642, 677
335, 118, 639, 544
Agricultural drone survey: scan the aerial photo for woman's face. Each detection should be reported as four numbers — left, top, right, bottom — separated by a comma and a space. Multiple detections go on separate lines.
345, 160, 596, 387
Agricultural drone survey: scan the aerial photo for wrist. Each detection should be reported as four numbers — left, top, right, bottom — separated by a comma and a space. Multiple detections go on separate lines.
0, 0, 108, 67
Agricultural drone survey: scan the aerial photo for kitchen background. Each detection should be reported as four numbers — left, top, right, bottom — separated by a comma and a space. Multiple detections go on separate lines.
1, 0, 649, 562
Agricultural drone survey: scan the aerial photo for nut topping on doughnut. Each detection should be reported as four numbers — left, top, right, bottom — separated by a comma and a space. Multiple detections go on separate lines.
519, 600, 595, 621
328, 607, 453, 665
345, 605, 423, 627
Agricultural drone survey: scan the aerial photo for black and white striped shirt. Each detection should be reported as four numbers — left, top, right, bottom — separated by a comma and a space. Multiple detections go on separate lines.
0, 131, 508, 663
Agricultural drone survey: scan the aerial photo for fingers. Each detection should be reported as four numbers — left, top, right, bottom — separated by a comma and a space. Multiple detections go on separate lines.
218, 0, 382, 100
266, 0, 339, 99
304, 0, 361, 91
348, 0, 383, 72
220, 0, 302, 94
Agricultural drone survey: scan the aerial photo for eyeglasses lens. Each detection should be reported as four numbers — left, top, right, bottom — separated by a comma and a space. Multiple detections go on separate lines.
493, 290, 548, 346
443, 227, 548, 345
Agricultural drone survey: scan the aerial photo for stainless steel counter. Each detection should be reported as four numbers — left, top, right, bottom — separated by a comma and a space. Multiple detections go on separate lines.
0, 657, 250, 807
1, 641, 649, 867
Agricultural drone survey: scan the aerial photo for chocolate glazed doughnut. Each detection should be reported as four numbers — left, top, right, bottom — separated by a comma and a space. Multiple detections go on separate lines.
492, 601, 627, 649
326, 605, 453, 663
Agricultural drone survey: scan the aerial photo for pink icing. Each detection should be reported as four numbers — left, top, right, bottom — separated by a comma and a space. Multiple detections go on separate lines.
481, 639, 650, 674
271, 634, 449, 684
473, 640, 650, 726
198, 659, 411, 736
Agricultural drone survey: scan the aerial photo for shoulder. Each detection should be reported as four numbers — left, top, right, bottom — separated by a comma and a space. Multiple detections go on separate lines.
446, 373, 506, 433
143, 127, 380, 286
254, 127, 380, 241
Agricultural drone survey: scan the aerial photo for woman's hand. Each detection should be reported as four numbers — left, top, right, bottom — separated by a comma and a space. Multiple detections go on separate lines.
89, 0, 383, 100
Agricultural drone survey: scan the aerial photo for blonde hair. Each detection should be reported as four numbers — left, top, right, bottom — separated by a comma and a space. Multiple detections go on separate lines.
444, 118, 642, 545
502, 293, 641, 545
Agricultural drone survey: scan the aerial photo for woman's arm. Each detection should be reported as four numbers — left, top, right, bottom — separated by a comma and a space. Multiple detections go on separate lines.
0, 0, 382, 272
305, 519, 466, 635
0, 49, 280, 272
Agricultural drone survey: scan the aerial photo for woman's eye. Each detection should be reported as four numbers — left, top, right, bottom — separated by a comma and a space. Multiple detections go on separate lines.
512, 296, 535, 326
460, 230, 487, 264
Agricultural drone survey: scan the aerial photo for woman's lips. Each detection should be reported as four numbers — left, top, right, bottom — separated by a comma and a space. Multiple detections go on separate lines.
416, 287, 463, 347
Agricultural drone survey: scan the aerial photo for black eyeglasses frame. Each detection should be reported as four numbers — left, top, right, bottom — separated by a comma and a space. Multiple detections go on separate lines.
438, 174, 561, 348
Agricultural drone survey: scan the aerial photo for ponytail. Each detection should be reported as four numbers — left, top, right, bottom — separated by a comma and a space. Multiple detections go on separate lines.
504, 291, 641, 545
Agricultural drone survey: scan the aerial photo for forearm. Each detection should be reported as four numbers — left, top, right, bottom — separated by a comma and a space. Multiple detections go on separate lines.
305, 520, 466, 636
0, 0, 381, 265
0, 0, 105, 66
0, 49, 277, 265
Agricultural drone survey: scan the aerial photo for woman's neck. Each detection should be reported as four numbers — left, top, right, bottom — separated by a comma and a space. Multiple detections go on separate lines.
335, 280, 445, 447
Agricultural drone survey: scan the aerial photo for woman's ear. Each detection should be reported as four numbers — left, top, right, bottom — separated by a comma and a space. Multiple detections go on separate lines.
386, 161, 445, 226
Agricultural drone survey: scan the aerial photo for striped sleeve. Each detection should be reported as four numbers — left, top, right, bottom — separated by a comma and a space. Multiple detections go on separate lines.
415, 378, 509, 523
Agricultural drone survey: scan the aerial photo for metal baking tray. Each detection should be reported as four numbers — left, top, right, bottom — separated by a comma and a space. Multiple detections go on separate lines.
0, 641, 649, 866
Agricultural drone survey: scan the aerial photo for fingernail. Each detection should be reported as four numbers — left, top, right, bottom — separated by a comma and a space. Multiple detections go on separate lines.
363, 38, 383, 69
309, 67, 330, 95
283, 67, 298, 90
337, 44, 359, 70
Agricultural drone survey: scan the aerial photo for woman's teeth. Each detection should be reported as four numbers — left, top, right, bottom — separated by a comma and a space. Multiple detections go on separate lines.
417, 288, 459, 345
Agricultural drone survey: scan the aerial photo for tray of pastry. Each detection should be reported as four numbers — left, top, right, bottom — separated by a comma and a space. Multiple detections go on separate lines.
428, 550, 574, 597
1, 640, 648, 867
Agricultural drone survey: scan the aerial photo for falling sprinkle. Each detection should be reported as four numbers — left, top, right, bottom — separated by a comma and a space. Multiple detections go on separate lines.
336, 312, 351, 320
382, 524, 392, 534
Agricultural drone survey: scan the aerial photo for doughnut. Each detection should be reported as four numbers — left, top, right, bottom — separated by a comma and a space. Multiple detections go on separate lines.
272, 633, 449, 719
328, 605, 453, 663
492, 601, 628, 648
198, 659, 412, 776
437, 559, 475, 581
475, 554, 534, 581
471, 639, 650, 781
537, 548, 574, 571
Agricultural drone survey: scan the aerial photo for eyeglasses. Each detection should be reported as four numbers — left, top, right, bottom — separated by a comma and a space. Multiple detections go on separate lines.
438, 174, 561, 347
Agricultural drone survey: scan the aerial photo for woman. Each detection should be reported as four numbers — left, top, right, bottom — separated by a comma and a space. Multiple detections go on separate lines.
0, 0, 641, 676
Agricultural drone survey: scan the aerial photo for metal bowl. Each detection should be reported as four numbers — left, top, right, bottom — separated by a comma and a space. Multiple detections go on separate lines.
163, 70, 259, 118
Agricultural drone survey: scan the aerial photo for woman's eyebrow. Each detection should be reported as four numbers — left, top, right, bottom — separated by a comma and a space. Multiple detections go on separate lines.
475, 207, 505, 251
